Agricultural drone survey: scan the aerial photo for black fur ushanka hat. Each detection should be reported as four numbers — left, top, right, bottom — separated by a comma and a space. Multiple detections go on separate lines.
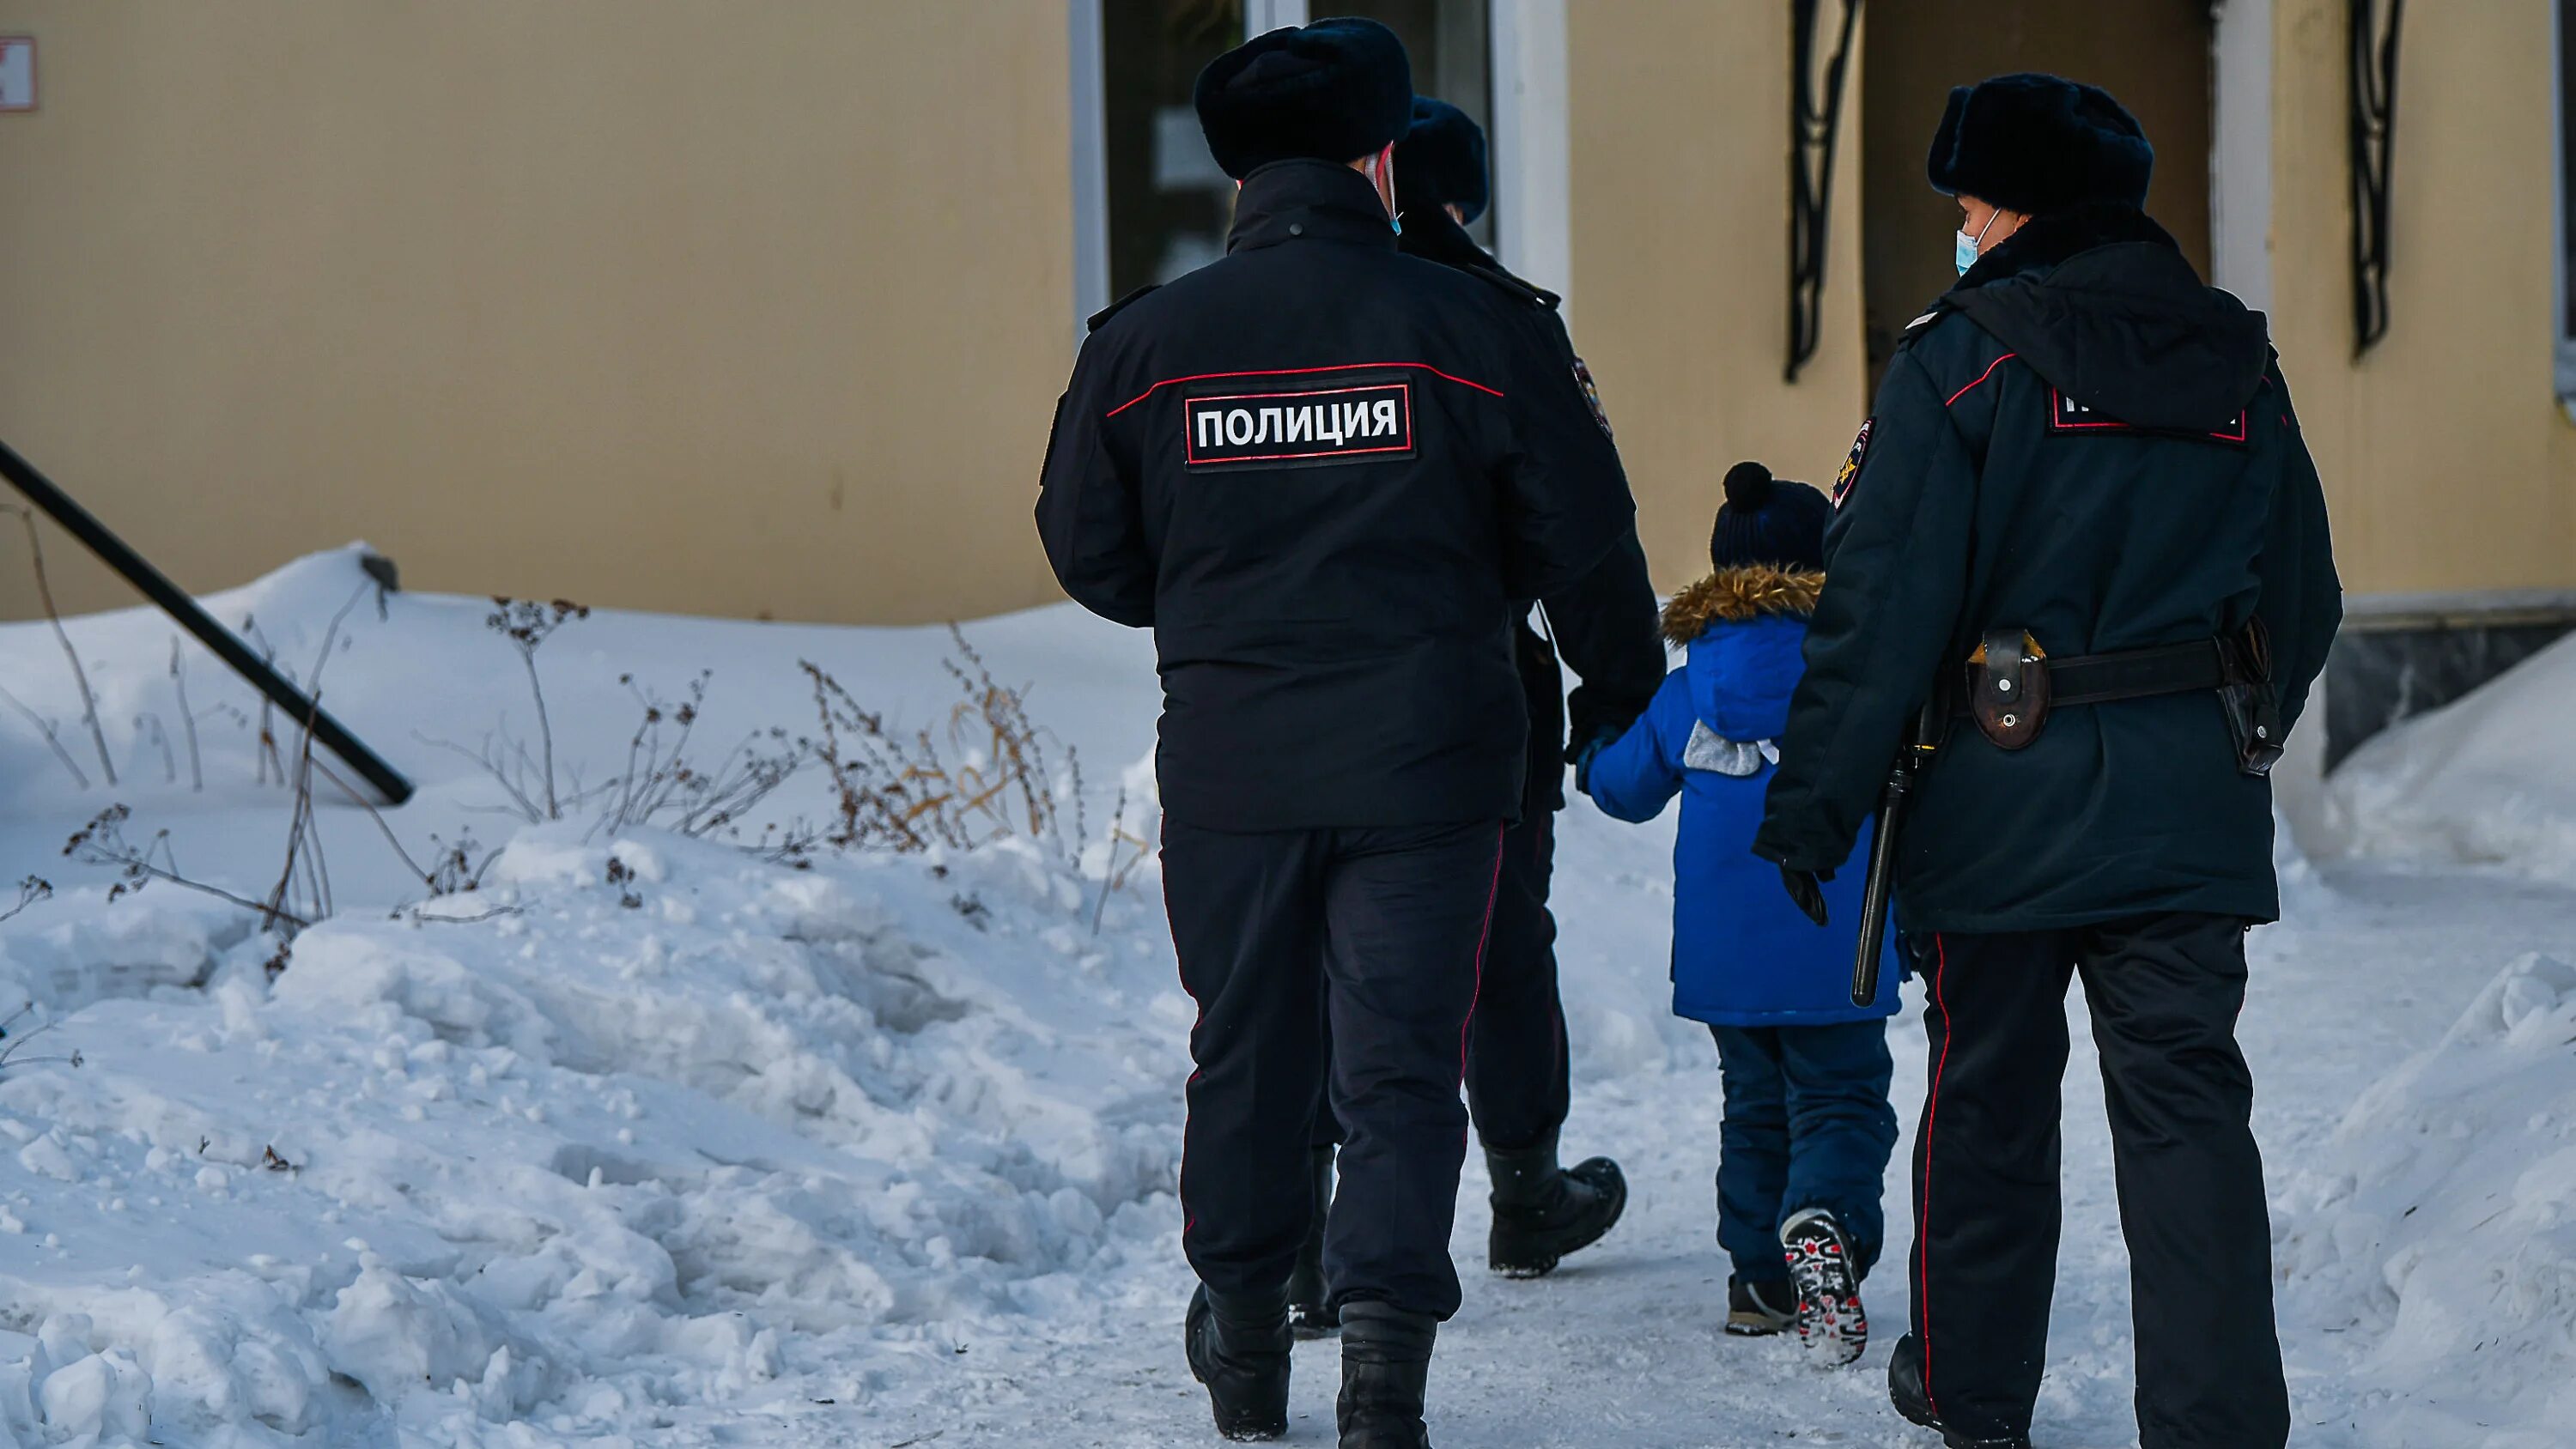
1927, 73, 2154, 215
1195, 18, 1413, 180
1395, 96, 1490, 225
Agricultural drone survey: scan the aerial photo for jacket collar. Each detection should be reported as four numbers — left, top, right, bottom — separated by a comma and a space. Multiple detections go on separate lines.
1394, 210, 1564, 306
1661, 567, 1824, 646
1942, 200, 2270, 431
1229, 160, 1401, 255
1952, 202, 2178, 291
1397, 208, 1494, 270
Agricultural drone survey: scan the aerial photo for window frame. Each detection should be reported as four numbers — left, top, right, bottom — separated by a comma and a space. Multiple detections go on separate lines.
1070, 0, 1571, 330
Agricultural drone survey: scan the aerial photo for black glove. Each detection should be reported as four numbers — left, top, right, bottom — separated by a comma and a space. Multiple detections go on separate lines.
1571, 736, 1609, 797
1778, 864, 1829, 927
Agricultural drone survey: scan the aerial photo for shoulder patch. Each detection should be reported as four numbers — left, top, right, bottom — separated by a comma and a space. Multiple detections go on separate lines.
1571, 356, 1613, 440
1464, 264, 1561, 311
1087, 283, 1160, 334
1832, 416, 1873, 510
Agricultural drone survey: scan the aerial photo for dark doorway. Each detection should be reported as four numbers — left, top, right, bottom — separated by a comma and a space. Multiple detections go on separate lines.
1859, 1, 2215, 387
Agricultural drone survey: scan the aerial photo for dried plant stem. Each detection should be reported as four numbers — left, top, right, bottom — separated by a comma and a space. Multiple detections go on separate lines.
0, 681, 91, 789
171, 640, 204, 792
524, 652, 560, 820
6, 505, 114, 785
315, 759, 434, 885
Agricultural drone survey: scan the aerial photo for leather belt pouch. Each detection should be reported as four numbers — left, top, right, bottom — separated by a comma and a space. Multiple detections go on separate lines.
1966, 628, 2049, 750
2218, 620, 2284, 777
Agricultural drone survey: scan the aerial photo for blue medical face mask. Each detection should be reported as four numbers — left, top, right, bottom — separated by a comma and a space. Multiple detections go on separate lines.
1955, 207, 2004, 275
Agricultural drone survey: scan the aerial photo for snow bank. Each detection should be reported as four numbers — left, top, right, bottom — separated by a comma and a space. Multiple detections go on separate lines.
1, 829, 1189, 1444
0, 551, 1200, 1443
2281, 949, 2576, 1447
2324, 631, 2576, 885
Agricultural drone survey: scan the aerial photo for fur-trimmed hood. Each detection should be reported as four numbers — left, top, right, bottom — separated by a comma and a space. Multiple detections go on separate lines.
1661, 565, 1825, 646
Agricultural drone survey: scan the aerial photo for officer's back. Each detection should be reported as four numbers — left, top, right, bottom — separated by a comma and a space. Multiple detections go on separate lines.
1760, 200, 2339, 928
1754, 74, 2336, 1449
1043, 159, 1628, 833
1035, 22, 1641, 1446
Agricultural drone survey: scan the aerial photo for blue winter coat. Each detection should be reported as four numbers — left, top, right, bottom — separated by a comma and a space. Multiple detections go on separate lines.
1587, 567, 1900, 1027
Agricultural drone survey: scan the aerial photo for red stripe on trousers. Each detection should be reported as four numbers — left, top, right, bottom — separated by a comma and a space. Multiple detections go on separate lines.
1920, 932, 1953, 1418
1459, 823, 1506, 1089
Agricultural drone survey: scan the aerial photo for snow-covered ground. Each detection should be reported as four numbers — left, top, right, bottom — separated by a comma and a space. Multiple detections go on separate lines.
2324, 630, 2576, 888
1, 550, 2570, 1446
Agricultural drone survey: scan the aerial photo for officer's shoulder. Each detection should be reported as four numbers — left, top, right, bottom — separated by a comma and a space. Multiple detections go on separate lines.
1460, 262, 1562, 312
1086, 283, 1161, 335
1890, 300, 1959, 355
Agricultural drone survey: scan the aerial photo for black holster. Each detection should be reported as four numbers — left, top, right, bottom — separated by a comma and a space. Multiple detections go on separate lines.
2216, 621, 2284, 777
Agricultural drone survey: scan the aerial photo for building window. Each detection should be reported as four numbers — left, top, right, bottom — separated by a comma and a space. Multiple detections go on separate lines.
1085, 0, 1498, 312
1102, 0, 1246, 301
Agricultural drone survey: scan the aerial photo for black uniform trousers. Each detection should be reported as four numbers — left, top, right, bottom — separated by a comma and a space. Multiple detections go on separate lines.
1908, 912, 2289, 1449
1163, 817, 1506, 1321
1310, 804, 1571, 1154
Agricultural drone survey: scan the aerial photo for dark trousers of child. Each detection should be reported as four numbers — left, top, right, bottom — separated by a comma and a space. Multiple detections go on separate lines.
1908, 915, 2288, 1449
1708, 1018, 1897, 1287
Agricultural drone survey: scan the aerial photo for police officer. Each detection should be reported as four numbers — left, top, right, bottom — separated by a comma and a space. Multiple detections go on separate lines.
1288, 95, 1662, 1331
1753, 75, 2341, 1449
1035, 21, 1642, 1448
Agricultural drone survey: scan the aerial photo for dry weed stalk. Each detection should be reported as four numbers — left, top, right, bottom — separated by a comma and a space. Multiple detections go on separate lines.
593, 671, 807, 840
0, 1003, 82, 1075
1, 876, 50, 925
4, 503, 114, 785
63, 805, 309, 930
797, 627, 1093, 874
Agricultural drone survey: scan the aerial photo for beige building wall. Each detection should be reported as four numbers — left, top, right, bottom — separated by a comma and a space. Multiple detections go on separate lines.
0, 0, 1074, 626
1564, 0, 1870, 591
2268, 0, 2576, 595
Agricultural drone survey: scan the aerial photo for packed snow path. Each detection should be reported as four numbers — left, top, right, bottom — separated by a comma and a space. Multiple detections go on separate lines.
828, 858, 2573, 1449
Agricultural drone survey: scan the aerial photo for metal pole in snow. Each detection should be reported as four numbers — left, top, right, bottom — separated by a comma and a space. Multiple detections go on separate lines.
0, 437, 415, 806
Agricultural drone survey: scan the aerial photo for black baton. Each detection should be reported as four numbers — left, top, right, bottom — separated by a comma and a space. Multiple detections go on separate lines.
1850, 763, 1909, 1007
1851, 702, 1942, 1007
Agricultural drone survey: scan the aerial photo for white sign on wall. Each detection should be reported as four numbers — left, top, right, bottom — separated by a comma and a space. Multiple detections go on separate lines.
0, 37, 33, 112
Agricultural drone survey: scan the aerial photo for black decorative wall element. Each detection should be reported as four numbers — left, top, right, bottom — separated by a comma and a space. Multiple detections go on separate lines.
1789, 0, 1863, 382
2326, 615, 2575, 768
2348, 0, 2403, 355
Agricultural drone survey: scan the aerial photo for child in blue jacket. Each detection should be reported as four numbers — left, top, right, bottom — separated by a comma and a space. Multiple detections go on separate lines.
1583, 462, 1900, 1367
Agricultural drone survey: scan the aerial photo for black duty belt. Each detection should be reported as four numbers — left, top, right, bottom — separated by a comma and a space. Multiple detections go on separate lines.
2044, 638, 2234, 706
1958, 627, 2269, 756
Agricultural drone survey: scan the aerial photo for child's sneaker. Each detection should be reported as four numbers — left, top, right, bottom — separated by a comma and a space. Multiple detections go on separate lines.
1780, 1207, 1867, 1366
1724, 1276, 1797, 1337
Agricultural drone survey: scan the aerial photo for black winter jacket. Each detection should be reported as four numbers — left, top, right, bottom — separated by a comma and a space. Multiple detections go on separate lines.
1398, 209, 1667, 814
1753, 205, 2342, 929
1036, 161, 1637, 831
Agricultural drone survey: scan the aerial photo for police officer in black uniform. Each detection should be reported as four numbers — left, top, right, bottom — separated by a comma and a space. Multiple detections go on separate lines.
1035, 21, 1643, 1448
1289, 96, 1662, 1331
1753, 76, 2341, 1449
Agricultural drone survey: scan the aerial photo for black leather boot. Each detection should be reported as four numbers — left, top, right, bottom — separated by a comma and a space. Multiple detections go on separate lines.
1186, 1282, 1291, 1440
1888, 1334, 2032, 1449
1336, 1301, 1437, 1449
1286, 1145, 1339, 1337
1485, 1129, 1626, 1277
